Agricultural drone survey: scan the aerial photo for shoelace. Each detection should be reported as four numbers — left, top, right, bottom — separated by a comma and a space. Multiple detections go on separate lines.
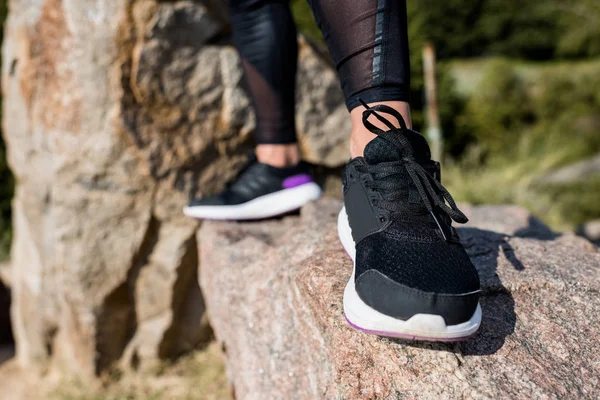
358, 100, 468, 225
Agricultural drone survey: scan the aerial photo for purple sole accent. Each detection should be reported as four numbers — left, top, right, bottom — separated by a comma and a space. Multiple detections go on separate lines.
344, 250, 353, 263
339, 236, 477, 342
282, 174, 314, 189
344, 313, 475, 342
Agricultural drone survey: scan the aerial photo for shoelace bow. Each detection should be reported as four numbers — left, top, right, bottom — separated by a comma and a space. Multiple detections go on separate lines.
358, 100, 468, 225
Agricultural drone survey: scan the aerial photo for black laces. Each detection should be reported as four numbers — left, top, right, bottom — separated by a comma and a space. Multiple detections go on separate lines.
358, 100, 468, 225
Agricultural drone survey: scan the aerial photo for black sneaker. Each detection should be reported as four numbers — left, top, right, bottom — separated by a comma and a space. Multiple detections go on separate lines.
184, 155, 322, 220
338, 103, 481, 341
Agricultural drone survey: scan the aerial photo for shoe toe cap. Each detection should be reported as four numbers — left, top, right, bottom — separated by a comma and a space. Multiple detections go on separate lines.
355, 269, 480, 326
355, 234, 481, 325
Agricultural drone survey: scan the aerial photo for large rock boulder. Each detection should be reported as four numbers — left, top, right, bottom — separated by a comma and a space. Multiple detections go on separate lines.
579, 219, 600, 244
2, 0, 348, 378
200, 199, 600, 399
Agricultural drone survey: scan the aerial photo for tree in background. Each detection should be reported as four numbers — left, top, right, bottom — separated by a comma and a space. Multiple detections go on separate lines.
553, 0, 600, 57
408, 0, 600, 60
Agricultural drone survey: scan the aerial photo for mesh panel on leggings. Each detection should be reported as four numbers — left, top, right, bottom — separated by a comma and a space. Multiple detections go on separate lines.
306, 0, 410, 109
229, 0, 298, 144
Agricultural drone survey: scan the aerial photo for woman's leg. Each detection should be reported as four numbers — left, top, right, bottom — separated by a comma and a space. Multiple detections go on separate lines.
306, 0, 412, 157
184, 0, 322, 220
229, 0, 300, 167
307, 0, 482, 341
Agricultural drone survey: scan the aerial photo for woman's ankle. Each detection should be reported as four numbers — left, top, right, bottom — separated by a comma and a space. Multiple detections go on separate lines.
256, 143, 301, 168
349, 101, 412, 158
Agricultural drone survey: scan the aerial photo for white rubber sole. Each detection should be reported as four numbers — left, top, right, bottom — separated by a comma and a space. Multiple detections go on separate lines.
184, 183, 322, 220
338, 206, 482, 341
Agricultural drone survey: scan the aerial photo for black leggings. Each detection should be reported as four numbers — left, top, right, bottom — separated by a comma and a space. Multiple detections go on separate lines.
229, 0, 410, 145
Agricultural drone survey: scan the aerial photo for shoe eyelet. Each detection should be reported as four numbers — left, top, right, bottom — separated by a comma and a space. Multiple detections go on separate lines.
379, 215, 386, 223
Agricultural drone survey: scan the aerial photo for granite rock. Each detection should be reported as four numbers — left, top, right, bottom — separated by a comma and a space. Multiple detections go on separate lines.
538, 153, 600, 185
2, 0, 347, 378
200, 199, 600, 399
578, 219, 600, 243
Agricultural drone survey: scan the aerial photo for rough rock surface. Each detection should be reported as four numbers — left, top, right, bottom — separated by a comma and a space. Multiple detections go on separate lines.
539, 153, 600, 185
2, 0, 347, 377
200, 199, 600, 399
578, 219, 600, 243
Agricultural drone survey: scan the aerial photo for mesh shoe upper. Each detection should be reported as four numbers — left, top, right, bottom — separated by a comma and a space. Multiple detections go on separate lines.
189, 157, 313, 207
343, 103, 480, 325
356, 229, 480, 295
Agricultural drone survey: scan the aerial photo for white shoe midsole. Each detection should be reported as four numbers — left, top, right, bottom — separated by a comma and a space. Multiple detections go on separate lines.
184, 183, 322, 220
338, 206, 482, 338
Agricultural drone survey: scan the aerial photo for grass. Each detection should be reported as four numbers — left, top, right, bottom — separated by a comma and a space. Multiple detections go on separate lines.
441, 57, 600, 231
51, 342, 232, 400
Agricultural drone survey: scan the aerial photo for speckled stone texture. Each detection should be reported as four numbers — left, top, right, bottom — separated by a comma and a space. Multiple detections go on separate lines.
199, 199, 600, 399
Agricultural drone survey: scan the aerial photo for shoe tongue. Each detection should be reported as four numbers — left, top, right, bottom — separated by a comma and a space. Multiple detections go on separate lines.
363, 129, 432, 164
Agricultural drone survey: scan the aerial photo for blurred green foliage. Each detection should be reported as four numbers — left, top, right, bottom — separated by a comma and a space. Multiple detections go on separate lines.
291, 0, 323, 43
294, 0, 600, 60
0, 135, 12, 261
455, 58, 600, 160
0, 0, 11, 260
290, 1, 600, 230
291, 0, 600, 135
407, 0, 600, 60
445, 58, 600, 229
